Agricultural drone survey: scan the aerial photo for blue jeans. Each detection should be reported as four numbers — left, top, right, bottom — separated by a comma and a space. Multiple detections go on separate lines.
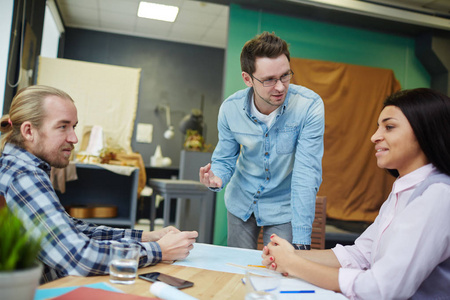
227, 211, 293, 249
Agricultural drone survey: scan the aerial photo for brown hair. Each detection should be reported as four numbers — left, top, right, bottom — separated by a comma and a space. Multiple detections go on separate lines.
240, 31, 290, 75
0, 85, 74, 153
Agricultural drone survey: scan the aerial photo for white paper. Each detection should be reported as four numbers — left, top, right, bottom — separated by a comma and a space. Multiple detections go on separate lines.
173, 243, 262, 274
173, 243, 348, 300
136, 123, 153, 143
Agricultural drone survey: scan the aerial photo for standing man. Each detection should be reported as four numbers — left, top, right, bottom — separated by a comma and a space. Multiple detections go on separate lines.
0, 85, 198, 283
200, 32, 324, 250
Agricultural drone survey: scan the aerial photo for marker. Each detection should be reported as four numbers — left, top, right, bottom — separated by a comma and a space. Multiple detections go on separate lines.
280, 290, 315, 294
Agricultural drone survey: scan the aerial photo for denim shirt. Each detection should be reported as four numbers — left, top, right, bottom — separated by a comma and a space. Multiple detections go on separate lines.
211, 84, 324, 244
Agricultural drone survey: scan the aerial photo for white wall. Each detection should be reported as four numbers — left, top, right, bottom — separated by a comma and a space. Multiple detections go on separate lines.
40, 5, 61, 58
0, 0, 14, 114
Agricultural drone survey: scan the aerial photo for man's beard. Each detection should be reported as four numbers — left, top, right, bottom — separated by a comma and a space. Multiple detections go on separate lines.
34, 145, 73, 168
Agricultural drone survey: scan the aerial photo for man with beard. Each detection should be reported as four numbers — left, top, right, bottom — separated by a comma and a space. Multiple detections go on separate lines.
0, 85, 197, 283
200, 32, 324, 250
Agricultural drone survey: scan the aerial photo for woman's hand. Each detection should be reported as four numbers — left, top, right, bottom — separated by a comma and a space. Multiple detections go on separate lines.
265, 234, 297, 275
261, 245, 273, 268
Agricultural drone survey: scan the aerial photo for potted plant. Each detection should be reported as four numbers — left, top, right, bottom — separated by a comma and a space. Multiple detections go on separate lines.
0, 207, 43, 300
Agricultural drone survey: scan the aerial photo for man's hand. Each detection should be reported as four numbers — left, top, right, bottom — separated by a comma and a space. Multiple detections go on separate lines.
199, 163, 223, 188
141, 226, 180, 242
157, 230, 198, 261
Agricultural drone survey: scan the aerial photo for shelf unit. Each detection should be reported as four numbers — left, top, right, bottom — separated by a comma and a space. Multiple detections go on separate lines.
57, 163, 139, 228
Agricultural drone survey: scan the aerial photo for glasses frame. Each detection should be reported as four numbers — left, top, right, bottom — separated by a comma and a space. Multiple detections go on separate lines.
251, 71, 294, 87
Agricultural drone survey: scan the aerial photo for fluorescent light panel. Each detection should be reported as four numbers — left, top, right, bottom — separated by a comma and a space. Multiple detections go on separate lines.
138, 1, 179, 22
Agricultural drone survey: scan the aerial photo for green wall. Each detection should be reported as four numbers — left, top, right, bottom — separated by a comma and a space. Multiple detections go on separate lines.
213, 4, 430, 246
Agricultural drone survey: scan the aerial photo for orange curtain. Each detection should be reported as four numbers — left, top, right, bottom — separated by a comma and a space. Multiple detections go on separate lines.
291, 58, 401, 222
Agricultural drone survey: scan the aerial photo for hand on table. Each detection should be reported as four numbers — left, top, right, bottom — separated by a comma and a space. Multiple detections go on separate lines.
157, 230, 198, 261
199, 163, 222, 188
141, 226, 180, 242
262, 234, 296, 276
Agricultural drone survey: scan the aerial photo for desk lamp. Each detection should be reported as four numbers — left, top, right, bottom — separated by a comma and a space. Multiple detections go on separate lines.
155, 104, 175, 139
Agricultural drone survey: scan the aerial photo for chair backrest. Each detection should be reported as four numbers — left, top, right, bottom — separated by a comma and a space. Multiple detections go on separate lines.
257, 196, 327, 250
311, 196, 327, 250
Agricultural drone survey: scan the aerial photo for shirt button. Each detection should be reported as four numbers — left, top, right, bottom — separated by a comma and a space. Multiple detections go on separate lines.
253, 201, 256, 204
266, 177, 269, 180
265, 169, 268, 172
265, 152, 268, 156
265, 133, 268, 137
257, 191, 260, 194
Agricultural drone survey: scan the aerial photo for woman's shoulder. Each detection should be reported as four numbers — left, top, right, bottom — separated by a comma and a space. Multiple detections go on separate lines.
411, 172, 450, 200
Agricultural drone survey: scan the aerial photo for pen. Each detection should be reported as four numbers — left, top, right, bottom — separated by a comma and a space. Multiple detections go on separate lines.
280, 290, 315, 294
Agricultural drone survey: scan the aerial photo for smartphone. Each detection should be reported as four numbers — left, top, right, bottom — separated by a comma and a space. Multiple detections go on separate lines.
138, 272, 194, 289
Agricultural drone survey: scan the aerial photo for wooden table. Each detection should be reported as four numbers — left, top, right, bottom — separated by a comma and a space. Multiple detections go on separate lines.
39, 263, 246, 299
38, 243, 347, 299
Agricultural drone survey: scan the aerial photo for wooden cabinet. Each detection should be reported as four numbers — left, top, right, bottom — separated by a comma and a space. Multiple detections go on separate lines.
57, 163, 139, 228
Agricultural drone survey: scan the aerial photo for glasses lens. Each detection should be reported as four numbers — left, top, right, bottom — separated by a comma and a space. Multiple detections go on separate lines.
281, 72, 293, 83
263, 79, 277, 87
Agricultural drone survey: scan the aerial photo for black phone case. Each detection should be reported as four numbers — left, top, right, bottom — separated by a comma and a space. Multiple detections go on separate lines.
139, 272, 194, 289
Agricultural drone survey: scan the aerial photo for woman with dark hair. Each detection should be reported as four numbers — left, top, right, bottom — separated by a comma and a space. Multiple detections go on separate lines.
383, 88, 450, 177
262, 88, 450, 299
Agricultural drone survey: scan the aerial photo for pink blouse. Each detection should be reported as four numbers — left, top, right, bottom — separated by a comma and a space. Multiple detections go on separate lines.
332, 164, 450, 299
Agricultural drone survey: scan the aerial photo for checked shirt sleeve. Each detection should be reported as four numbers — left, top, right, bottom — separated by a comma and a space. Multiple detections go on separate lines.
70, 217, 143, 241
7, 168, 161, 282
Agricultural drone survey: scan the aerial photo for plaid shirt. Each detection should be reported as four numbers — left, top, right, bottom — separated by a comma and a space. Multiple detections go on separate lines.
0, 143, 162, 283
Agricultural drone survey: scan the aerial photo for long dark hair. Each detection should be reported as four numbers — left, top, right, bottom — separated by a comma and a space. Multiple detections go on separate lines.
383, 88, 450, 177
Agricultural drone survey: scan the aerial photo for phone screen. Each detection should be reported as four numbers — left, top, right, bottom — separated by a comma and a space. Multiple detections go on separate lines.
139, 272, 194, 289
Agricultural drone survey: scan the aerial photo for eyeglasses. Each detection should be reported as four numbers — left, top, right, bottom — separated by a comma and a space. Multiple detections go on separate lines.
251, 71, 294, 87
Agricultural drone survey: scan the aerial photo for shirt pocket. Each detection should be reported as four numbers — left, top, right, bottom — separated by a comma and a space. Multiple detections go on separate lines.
276, 124, 298, 154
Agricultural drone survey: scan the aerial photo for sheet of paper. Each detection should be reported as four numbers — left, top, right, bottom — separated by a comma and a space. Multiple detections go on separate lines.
173, 243, 348, 300
136, 123, 153, 143
279, 277, 348, 299
173, 243, 262, 274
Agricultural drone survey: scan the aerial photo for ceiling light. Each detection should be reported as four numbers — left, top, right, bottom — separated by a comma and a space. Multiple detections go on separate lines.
138, 1, 179, 22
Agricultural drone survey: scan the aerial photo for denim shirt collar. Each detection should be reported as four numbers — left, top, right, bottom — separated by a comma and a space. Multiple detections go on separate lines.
3, 143, 52, 176
243, 87, 290, 118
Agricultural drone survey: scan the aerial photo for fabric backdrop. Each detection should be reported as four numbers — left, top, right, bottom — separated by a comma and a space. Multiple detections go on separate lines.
37, 56, 140, 154
291, 58, 400, 222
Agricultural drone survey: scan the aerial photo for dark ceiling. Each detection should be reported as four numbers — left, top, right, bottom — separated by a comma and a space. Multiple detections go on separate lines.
203, 0, 450, 37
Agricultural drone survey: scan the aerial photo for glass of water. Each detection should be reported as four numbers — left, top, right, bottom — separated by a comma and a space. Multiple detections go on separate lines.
245, 267, 282, 300
109, 244, 141, 284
